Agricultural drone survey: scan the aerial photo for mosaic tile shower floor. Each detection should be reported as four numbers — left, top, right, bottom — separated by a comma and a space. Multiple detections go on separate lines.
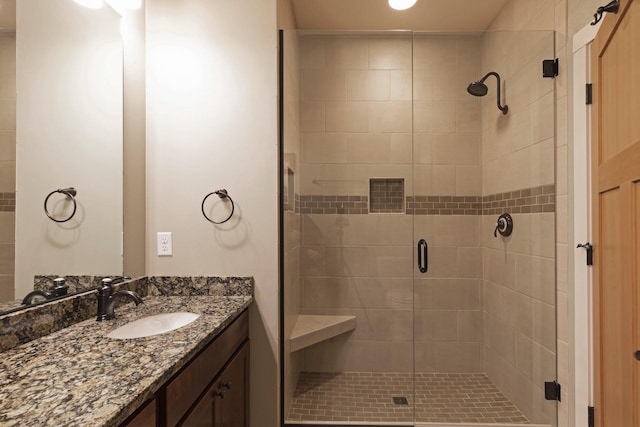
287, 372, 530, 424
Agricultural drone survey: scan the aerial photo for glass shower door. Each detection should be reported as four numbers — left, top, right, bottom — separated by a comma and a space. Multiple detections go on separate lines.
281, 30, 417, 425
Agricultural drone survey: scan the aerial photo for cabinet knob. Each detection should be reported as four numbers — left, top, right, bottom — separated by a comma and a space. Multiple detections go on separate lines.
215, 390, 226, 399
635, 350, 640, 361
222, 381, 232, 390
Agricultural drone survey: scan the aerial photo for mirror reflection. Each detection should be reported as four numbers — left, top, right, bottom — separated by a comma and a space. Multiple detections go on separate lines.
0, 0, 124, 313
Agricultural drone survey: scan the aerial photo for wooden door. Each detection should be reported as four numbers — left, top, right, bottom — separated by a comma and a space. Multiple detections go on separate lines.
592, 0, 640, 425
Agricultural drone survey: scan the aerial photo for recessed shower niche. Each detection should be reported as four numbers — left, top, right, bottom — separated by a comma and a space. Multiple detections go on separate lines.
281, 30, 557, 426
369, 178, 404, 213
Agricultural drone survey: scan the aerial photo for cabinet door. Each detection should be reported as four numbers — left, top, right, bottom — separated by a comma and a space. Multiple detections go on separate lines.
122, 399, 156, 427
213, 342, 250, 427
182, 342, 249, 427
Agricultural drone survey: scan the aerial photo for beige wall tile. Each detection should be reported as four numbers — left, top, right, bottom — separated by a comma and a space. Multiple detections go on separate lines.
457, 246, 482, 278
0, 131, 16, 161
413, 68, 435, 101
368, 38, 412, 70
345, 133, 390, 164
434, 66, 480, 102
368, 101, 412, 133
346, 214, 413, 246
431, 165, 456, 195
455, 165, 482, 196
413, 102, 456, 133
302, 133, 347, 164
368, 246, 413, 278
413, 133, 434, 165
302, 69, 346, 101
325, 101, 368, 132
347, 70, 390, 101
300, 244, 326, 277
484, 247, 516, 288
413, 37, 457, 70
0, 104, 15, 130
484, 313, 517, 365
299, 37, 324, 69
531, 92, 555, 144
325, 246, 369, 276
515, 253, 556, 305
300, 102, 325, 132
422, 247, 458, 278
390, 70, 412, 101
0, 212, 14, 244
533, 299, 556, 352
455, 102, 482, 133
502, 287, 533, 337
324, 38, 368, 70
0, 243, 14, 274
433, 133, 480, 165
0, 275, 14, 302
389, 133, 412, 164
436, 342, 482, 372
0, 161, 14, 194
457, 310, 483, 341
414, 340, 437, 372
431, 216, 480, 247
351, 277, 413, 309
432, 278, 481, 310
415, 310, 458, 341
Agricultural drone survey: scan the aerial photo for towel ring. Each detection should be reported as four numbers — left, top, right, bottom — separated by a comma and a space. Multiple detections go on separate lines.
201, 189, 235, 224
44, 187, 78, 223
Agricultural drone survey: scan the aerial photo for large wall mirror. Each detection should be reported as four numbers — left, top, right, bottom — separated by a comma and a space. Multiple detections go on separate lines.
0, 0, 126, 312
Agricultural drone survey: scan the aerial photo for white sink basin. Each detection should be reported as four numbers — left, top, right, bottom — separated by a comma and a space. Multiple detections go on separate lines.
107, 312, 200, 339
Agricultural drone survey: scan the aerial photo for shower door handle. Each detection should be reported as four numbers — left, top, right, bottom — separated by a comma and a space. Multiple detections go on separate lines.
417, 239, 428, 273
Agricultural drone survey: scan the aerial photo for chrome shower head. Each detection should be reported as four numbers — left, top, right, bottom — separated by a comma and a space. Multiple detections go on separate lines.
467, 71, 508, 115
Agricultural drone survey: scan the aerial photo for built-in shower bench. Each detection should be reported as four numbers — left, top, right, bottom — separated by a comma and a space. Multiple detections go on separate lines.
290, 315, 356, 352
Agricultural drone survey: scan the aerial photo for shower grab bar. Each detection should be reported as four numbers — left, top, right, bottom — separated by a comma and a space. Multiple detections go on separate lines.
417, 239, 428, 273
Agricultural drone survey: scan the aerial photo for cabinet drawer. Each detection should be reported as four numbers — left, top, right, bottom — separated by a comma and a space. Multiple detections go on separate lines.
166, 311, 248, 426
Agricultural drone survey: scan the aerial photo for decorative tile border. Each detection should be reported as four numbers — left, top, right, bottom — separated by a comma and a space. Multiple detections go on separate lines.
482, 184, 555, 215
0, 192, 15, 212
407, 196, 482, 216
298, 195, 369, 215
294, 184, 555, 216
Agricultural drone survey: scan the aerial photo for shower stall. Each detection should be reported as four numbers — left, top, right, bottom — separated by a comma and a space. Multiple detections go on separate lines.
280, 29, 557, 426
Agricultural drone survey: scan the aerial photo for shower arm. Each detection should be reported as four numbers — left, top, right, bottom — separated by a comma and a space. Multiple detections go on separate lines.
480, 72, 509, 115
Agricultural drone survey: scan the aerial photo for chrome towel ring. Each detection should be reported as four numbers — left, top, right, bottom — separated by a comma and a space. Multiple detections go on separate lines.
44, 187, 77, 223
201, 189, 235, 224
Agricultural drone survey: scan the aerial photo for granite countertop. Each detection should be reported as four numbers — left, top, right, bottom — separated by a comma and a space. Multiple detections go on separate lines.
0, 295, 252, 427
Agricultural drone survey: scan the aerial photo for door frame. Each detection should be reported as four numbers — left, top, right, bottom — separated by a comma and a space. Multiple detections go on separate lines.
571, 19, 601, 427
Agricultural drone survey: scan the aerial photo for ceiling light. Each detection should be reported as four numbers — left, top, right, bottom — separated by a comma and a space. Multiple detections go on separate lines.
388, 0, 417, 10
73, 0, 104, 8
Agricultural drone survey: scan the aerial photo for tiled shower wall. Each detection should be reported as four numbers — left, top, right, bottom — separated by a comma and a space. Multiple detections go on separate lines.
480, 31, 557, 424
0, 34, 15, 303
298, 35, 485, 373
282, 30, 303, 414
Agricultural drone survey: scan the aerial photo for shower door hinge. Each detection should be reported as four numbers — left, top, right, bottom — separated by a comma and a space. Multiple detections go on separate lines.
588, 406, 595, 427
544, 381, 561, 401
586, 83, 593, 105
542, 58, 559, 78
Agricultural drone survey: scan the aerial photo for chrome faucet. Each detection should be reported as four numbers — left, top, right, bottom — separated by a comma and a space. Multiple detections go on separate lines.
96, 277, 143, 321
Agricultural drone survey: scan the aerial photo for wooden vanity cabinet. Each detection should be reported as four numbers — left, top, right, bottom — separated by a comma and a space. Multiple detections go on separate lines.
120, 310, 249, 427
181, 342, 249, 427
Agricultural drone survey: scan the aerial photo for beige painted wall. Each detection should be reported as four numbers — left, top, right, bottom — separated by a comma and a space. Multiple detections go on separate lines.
123, 6, 146, 279
145, 0, 278, 425
15, 1, 123, 297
